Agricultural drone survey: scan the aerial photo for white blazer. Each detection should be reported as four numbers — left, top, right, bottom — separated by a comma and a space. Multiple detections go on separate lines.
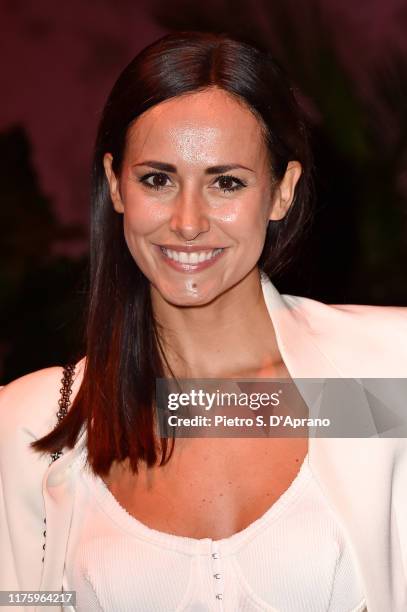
1, 271, 407, 612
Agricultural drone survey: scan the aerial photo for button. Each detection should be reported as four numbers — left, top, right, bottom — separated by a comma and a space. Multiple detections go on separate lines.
213, 573, 221, 579
215, 594, 223, 600
211, 552, 220, 559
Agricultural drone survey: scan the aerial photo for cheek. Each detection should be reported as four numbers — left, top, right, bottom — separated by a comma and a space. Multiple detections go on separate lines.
225, 197, 270, 241
120, 205, 156, 262
122, 197, 166, 236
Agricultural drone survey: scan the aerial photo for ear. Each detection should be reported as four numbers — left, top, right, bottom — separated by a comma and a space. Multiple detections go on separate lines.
269, 161, 302, 221
103, 153, 124, 213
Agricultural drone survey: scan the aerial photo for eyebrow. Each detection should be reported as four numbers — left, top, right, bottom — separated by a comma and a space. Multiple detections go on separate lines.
132, 161, 254, 174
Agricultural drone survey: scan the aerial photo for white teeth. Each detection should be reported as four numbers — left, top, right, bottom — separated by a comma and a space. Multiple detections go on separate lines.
161, 248, 223, 264
189, 252, 199, 264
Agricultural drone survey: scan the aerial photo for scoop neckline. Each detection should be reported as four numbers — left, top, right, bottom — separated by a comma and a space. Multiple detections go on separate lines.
82, 452, 312, 556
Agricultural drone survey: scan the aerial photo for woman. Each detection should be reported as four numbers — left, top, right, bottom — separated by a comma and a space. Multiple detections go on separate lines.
1, 31, 406, 612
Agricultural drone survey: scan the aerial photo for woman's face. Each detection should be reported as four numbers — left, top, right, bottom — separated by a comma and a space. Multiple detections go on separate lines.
104, 87, 301, 306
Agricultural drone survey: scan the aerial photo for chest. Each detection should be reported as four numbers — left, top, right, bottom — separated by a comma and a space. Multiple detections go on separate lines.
103, 435, 308, 540
103, 362, 309, 540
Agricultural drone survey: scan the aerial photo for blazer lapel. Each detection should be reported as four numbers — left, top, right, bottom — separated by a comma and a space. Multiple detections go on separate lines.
260, 272, 346, 477
39, 431, 87, 598
260, 271, 384, 436
260, 271, 340, 378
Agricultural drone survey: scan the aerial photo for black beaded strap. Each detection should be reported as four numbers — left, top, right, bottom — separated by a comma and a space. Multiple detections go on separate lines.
50, 363, 76, 462
42, 364, 76, 564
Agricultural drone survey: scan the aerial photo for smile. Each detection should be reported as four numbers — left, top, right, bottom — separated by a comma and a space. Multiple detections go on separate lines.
156, 246, 226, 272
160, 247, 223, 263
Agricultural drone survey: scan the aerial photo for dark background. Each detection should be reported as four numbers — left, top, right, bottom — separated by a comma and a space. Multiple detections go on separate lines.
1, 0, 407, 384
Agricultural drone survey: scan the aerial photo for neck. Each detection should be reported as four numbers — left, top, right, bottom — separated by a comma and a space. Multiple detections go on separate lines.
151, 267, 282, 378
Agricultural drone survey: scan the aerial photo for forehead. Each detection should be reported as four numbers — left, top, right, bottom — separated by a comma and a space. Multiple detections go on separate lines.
125, 87, 268, 166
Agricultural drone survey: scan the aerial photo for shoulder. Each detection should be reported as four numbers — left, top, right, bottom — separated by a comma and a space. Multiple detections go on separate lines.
283, 294, 407, 376
0, 366, 64, 439
285, 292, 407, 325
285, 293, 407, 338
0, 358, 85, 527
0, 357, 85, 443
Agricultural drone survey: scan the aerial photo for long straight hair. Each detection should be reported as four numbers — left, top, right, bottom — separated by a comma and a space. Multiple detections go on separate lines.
32, 31, 315, 476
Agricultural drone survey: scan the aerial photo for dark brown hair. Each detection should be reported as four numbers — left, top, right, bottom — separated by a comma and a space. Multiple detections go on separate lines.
32, 30, 315, 475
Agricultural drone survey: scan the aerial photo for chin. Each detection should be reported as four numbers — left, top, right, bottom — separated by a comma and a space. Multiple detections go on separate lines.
152, 280, 221, 307
162, 290, 213, 307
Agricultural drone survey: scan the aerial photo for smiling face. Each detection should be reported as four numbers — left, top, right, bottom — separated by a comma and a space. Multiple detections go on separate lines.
103, 87, 301, 306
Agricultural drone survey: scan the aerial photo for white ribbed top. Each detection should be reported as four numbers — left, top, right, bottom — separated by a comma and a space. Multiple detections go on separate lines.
63, 454, 367, 611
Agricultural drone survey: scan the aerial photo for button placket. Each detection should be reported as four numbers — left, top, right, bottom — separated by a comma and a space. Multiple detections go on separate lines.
210, 541, 225, 608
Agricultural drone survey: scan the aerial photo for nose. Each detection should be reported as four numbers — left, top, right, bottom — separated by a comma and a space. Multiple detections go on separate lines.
169, 187, 210, 242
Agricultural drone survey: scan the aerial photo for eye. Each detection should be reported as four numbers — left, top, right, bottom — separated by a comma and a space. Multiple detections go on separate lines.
139, 172, 172, 190
214, 175, 247, 193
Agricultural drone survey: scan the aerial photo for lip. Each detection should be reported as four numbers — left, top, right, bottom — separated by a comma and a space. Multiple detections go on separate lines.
155, 244, 226, 273
155, 244, 225, 252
